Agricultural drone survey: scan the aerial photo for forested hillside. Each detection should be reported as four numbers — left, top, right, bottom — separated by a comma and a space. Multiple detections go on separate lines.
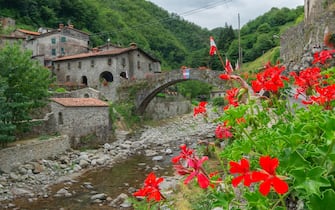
0, 0, 303, 70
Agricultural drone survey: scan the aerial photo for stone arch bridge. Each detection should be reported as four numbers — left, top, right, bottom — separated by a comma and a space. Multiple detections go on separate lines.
132, 69, 227, 115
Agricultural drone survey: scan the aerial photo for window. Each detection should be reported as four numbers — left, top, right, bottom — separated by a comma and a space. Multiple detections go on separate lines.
78, 62, 81, 69
58, 112, 63, 125
51, 38, 56, 44
61, 48, 65, 55
122, 58, 126, 67
67, 62, 71, 70
57, 64, 60, 71
51, 48, 56, 56
137, 61, 141, 69
107, 58, 112, 66
91, 60, 95, 67
66, 75, 70, 82
149, 63, 152, 71
61, 36, 66, 42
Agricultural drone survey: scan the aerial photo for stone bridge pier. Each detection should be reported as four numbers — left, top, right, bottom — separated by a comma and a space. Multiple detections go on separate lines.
134, 68, 227, 115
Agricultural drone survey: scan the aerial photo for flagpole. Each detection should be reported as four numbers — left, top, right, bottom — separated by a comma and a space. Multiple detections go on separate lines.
216, 49, 226, 71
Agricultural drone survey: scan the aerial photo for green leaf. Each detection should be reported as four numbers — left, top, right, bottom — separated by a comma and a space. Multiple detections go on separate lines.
291, 166, 331, 195
308, 189, 335, 210
280, 149, 310, 171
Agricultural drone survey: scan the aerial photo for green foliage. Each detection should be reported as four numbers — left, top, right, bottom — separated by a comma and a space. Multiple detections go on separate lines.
177, 80, 212, 100
110, 102, 140, 129
0, 43, 51, 144
211, 97, 226, 107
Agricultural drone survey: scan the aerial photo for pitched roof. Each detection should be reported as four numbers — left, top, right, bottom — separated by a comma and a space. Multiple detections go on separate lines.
53, 47, 131, 61
51, 98, 109, 107
53, 46, 160, 62
17, 29, 41, 36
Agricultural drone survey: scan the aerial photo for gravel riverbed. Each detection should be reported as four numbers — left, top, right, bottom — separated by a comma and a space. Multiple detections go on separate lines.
0, 111, 218, 209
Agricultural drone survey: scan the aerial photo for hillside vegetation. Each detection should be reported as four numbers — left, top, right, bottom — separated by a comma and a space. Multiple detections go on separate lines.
0, 0, 303, 70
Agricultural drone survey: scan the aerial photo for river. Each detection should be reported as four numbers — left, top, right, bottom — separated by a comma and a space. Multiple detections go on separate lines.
0, 111, 217, 209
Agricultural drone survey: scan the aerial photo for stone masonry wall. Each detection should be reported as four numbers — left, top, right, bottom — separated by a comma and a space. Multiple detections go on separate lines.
0, 135, 70, 173
144, 96, 191, 120
281, 8, 335, 71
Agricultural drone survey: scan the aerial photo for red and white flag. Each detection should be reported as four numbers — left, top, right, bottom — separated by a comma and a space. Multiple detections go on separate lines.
225, 58, 233, 74
235, 59, 240, 71
209, 36, 217, 56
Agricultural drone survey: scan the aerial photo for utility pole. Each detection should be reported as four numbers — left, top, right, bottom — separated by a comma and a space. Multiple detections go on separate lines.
238, 13, 242, 70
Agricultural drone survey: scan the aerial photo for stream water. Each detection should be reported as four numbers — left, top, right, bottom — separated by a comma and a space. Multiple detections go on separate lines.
12, 154, 174, 210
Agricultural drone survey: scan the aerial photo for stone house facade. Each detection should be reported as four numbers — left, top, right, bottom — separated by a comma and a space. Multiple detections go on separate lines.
25, 24, 90, 67
52, 44, 161, 100
50, 98, 110, 143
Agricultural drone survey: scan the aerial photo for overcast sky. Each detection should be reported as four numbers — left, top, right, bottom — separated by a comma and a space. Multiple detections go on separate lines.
147, 0, 304, 29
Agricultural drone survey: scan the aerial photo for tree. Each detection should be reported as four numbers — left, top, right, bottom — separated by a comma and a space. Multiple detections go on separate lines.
0, 44, 52, 145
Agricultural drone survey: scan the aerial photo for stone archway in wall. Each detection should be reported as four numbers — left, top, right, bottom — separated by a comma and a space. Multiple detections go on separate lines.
82, 76, 88, 86
99, 71, 114, 86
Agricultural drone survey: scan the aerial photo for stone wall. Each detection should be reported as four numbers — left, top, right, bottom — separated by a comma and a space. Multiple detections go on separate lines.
281, 8, 335, 71
0, 135, 70, 173
50, 103, 111, 143
144, 96, 191, 120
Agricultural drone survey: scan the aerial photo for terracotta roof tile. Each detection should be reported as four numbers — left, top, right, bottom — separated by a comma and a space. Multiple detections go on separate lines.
17, 29, 41, 36
51, 98, 109, 107
53, 47, 133, 61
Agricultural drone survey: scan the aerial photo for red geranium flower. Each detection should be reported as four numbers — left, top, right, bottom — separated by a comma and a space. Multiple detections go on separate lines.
224, 88, 239, 110
184, 156, 210, 189
171, 144, 194, 163
304, 84, 335, 109
251, 156, 288, 196
312, 50, 335, 64
215, 122, 233, 139
133, 172, 165, 202
290, 67, 322, 98
229, 158, 253, 187
251, 62, 288, 93
219, 73, 231, 80
194, 101, 207, 116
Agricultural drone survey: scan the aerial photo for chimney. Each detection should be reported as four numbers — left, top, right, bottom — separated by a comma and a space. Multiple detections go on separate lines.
59, 23, 64, 29
92, 48, 99, 53
68, 24, 74, 29
129, 42, 137, 48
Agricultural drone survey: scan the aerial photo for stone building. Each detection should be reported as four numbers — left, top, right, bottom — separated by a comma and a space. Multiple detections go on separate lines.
52, 44, 161, 100
0, 17, 15, 29
0, 34, 25, 48
50, 98, 110, 144
25, 24, 90, 67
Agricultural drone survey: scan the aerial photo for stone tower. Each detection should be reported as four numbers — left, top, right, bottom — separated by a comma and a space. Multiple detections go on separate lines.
304, 0, 332, 24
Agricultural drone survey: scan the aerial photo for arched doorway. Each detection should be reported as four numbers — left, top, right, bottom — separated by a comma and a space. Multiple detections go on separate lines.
99, 71, 114, 86
82, 76, 88, 86
120, 71, 128, 79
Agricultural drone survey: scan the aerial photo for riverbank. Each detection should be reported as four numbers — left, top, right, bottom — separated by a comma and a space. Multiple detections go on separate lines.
0, 110, 218, 209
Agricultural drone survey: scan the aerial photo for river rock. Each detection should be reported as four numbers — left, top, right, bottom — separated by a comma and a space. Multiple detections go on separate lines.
11, 187, 34, 197
54, 188, 72, 197
90, 193, 107, 200
79, 159, 89, 168
32, 162, 44, 174
109, 193, 128, 207
152, 156, 164, 161
145, 149, 158, 156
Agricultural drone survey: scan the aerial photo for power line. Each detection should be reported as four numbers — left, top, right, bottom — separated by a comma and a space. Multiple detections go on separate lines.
90, 0, 233, 38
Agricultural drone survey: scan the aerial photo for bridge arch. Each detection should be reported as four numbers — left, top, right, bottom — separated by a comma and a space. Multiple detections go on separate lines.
134, 69, 227, 115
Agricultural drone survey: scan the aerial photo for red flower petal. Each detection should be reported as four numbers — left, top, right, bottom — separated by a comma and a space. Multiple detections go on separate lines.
197, 173, 210, 189
272, 177, 289, 194
259, 179, 272, 196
